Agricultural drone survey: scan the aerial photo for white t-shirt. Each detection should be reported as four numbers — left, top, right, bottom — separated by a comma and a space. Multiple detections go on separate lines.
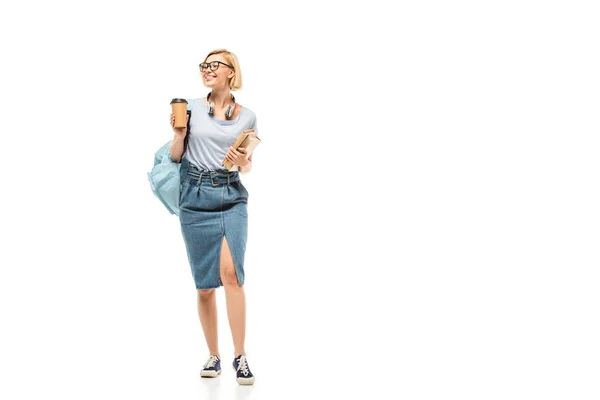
183, 98, 258, 171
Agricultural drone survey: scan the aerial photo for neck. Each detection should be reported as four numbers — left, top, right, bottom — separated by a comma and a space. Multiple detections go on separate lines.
208, 89, 233, 108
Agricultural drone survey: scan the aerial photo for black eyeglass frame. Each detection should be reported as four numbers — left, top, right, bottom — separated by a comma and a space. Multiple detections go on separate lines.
199, 61, 234, 72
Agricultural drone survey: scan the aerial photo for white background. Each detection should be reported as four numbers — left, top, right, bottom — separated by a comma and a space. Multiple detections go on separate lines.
1, 0, 599, 399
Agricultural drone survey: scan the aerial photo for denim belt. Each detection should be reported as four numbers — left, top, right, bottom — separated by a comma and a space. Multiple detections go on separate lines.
186, 165, 240, 187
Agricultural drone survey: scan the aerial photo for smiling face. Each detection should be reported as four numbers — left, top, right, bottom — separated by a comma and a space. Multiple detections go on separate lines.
201, 54, 235, 89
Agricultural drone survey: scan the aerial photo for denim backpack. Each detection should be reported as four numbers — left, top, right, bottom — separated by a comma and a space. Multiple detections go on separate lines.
147, 99, 194, 216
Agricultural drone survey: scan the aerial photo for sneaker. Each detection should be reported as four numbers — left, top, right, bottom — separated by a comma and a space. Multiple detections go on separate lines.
200, 354, 221, 378
232, 354, 255, 385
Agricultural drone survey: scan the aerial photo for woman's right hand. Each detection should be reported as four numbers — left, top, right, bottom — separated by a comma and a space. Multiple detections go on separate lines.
170, 113, 189, 137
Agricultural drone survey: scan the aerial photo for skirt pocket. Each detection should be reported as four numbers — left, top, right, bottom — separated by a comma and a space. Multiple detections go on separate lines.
237, 181, 249, 200
179, 180, 190, 206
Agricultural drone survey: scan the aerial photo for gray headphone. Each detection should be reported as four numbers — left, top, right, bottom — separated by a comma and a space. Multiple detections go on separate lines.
207, 92, 236, 119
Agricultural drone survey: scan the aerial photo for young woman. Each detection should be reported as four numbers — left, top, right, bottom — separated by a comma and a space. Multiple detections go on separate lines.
168, 49, 257, 385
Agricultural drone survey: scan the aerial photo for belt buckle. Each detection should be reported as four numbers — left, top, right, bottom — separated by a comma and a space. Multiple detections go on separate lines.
209, 171, 231, 186
210, 171, 227, 187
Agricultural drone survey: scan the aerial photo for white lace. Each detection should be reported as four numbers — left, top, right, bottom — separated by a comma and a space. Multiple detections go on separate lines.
236, 355, 250, 376
204, 355, 219, 369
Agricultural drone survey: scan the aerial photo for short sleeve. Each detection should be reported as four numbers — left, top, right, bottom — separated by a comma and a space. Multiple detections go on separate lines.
186, 99, 195, 111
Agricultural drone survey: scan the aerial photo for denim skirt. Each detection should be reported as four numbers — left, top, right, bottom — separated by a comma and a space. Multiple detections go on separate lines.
178, 157, 249, 289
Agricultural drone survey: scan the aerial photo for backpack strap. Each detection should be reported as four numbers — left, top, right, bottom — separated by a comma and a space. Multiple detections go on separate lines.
186, 99, 195, 111
186, 99, 194, 131
182, 99, 195, 158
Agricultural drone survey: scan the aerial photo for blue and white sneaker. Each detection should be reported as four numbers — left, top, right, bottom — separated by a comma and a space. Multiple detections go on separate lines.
200, 354, 221, 377
232, 354, 255, 385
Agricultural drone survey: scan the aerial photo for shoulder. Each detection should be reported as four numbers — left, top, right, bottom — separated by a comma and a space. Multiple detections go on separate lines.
186, 97, 205, 111
240, 105, 257, 121
243, 106, 257, 130
240, 104, 256, 125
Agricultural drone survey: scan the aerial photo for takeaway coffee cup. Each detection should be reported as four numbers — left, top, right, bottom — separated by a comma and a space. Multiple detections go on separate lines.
170, 98, 188, 129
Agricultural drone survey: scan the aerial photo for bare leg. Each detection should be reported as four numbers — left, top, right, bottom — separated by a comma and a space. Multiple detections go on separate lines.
220, 235, 246, 356
197, 289, 220, 358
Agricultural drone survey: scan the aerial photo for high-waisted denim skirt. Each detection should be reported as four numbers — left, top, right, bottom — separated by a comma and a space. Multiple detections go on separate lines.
178, 157, 249, 289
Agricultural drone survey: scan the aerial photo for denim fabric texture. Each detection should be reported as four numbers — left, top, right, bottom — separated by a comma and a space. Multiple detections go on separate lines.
147, 100, 195, 216
178, 156, 249, 289
147, 140, 182, 215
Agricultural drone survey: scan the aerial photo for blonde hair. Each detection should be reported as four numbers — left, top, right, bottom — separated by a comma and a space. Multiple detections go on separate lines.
202, 49, 243, 91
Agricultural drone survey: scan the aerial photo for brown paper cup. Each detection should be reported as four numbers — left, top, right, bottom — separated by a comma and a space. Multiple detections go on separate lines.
170, 98, 188, 129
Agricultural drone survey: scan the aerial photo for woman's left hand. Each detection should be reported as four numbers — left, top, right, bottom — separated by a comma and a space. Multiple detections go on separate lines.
226, 146, 250, 167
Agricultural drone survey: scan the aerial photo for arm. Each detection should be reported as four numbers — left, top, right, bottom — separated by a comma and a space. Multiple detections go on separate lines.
239, 154, 252, 174
239, 117, 257, 174
231, 116, 257, 173
168, 112, 189, 163
168, 135, 186, 163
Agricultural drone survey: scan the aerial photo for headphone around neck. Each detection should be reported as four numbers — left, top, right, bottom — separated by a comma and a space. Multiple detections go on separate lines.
206, 92, 236, 119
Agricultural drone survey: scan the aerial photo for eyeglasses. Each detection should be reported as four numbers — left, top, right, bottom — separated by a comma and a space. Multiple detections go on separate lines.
199, 61, 233, 72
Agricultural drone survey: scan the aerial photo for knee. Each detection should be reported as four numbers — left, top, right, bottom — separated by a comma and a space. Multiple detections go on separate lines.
197, 288, 215, 301
221, 267, 240, 287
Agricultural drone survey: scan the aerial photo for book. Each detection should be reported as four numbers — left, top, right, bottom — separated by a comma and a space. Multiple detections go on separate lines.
222, 129, 261, 171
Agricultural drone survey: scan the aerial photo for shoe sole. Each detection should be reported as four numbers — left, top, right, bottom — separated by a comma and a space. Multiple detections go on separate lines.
200, 369, 221, 378
232, 365, 255, 385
